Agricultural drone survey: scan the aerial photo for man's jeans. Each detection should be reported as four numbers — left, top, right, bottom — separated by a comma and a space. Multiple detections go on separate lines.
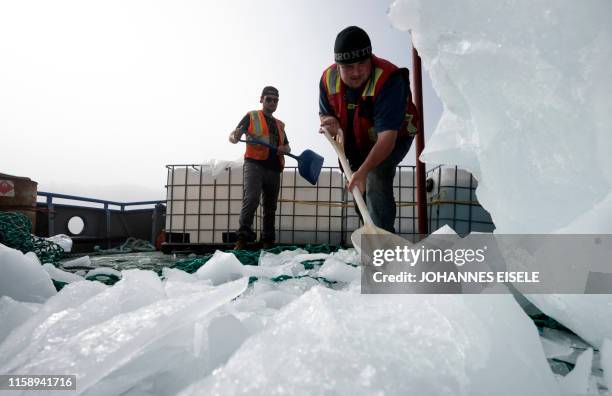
365, 136, 413, 233
238, 160, 281, 242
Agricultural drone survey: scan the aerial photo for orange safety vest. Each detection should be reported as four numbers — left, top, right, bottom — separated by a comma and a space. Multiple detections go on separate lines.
244, 110, 287, 170
320, 55, 419, 157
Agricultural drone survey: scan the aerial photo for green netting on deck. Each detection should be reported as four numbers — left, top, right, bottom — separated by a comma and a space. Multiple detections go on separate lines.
51, 244, 343, 291
171, 244, 339, 273
91, 237, 156, 256
169, 244, 341, 287
0, 212, 64, 263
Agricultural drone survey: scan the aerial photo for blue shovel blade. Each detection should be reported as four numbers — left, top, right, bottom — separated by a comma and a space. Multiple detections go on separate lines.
297, 149, 324, 185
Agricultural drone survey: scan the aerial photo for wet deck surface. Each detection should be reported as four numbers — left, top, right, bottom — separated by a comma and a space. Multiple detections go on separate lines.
60, 251, 189, 273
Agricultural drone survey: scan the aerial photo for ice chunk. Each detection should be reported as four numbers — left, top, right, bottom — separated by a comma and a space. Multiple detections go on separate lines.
207, 314, 249, 371
527, 295, 612, 349
256, 290, 297, 310
163, 267, 215, 297
557, 192, 612, 234
329, 248, 360, 266
0, 280, 107, 367
45, 234, 73, 253
0, 269, 167, 373
195, 250, 245, 285
541, 328, 591, 349
0, 243, 56, 303
558, 348, 593, 396
113, 269, 165, 312
202, 158, 244, 178
163, 267, 199, 283
42, 263, 85, 284
251, 249, 336, 281
1, 277, 248, 396
270, 276, 322, 298
0, 296, 40, 344
62, 255, 94, 268
181, 288, 558, 396
318, 257, 360, 283
602, 339, 612, 392
291, 252, 330, 263
540, 338, 573, 360
431, 224, 459, 235
84, 326, 207, 396
259, 248, 308, 267
239, 280, 296, 311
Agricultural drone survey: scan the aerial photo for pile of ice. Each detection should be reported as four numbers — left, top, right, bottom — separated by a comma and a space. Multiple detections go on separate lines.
388, 0, 612, 361
1, 241, 572, 395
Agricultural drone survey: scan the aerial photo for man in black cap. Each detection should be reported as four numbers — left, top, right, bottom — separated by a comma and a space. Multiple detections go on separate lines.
229, 86, 291, 250
319, 26, 419, 233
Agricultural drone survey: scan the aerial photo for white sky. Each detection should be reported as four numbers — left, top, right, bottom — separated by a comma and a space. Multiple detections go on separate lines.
0, 0, 442, 202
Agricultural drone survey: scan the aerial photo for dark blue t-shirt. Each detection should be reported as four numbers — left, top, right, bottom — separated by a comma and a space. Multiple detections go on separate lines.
319, 70, 409, 168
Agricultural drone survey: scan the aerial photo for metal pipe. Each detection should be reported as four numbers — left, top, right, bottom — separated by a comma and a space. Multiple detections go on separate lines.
37, 191, 163, 207
412, 45, 428, 239
46, 195, 54, 237
104, 203, 111, 249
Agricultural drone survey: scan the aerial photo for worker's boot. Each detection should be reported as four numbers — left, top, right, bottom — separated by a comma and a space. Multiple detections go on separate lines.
260, 240, 275, 250
233, 238, 247, 251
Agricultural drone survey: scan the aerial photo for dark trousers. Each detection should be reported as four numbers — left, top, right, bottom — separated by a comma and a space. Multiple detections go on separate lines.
349, 136, 412, 233
237, 160, 281, 242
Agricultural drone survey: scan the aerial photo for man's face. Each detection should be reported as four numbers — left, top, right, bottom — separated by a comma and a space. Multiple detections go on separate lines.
337, 58, 372, 89
261, 95, 279, 113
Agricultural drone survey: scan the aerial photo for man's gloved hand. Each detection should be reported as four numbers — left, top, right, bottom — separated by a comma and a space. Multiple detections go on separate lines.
277, 144, 291, 155
319, 115, 339, 137
229, 127, 244, 144
347, 168, 367, 195
320, 116, 345, 146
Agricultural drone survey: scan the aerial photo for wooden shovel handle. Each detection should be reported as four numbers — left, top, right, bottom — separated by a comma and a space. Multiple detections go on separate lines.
322, 127, 375, 226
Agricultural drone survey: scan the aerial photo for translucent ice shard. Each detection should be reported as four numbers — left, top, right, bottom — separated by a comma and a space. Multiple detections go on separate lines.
180, 287, 559, 396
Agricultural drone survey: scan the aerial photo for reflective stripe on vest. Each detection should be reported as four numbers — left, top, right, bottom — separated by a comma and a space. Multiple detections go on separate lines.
248, 110, 269, 143
324, 67, 341, 95
361, 66, 384, 97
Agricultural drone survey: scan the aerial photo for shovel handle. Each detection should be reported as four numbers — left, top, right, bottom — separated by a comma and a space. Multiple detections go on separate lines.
322, 127, 374, 226
239, 138, 299, 160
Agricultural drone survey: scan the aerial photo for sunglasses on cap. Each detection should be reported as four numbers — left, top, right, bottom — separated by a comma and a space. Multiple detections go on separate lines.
264, 96, 279, 104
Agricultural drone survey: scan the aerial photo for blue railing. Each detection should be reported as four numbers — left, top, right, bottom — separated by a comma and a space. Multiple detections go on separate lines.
37, 192, 165, 245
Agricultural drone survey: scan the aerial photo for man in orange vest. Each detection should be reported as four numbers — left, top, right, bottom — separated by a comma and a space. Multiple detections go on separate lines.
229, 86, 291, 250
319, 26, 419, 233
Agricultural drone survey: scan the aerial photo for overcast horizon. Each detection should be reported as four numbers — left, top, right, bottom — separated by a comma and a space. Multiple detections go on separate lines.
1, 0, 443, 202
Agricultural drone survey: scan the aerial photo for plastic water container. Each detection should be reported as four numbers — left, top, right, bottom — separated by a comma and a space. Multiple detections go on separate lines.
164, 164, 494, 245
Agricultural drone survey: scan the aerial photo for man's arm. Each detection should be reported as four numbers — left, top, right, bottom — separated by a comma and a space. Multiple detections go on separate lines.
229, 114, 250, 144
347, 130, 397, 193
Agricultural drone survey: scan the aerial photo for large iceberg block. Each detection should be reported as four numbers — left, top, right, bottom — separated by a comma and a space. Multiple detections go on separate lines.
388, 0, 612, 348
180, 287, 559, 396
389, 0, 612, 234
